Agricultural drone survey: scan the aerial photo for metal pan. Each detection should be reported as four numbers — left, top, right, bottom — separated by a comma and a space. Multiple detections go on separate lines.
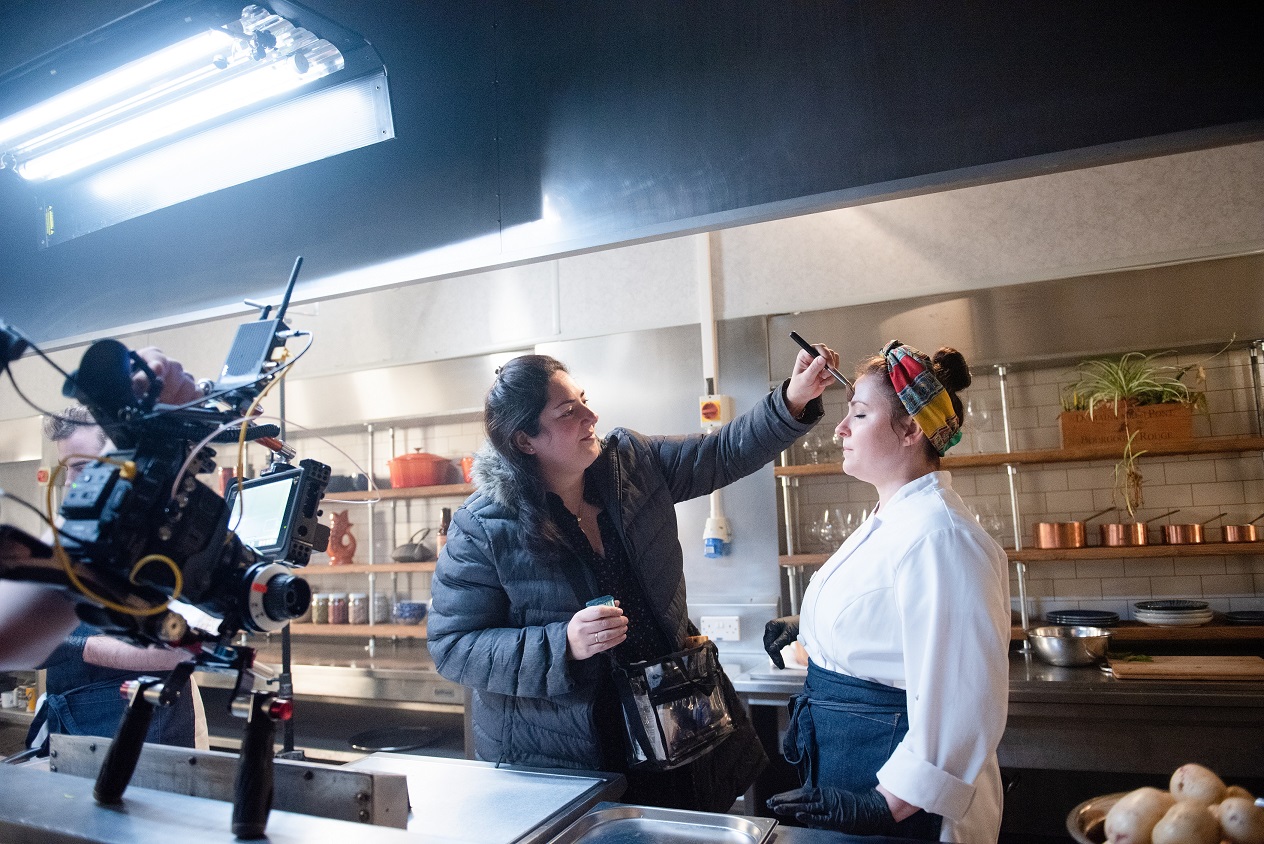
1162, 512, 1227, 545
1098, 509, 1181, 548
1033, 507, 1115, 549
1222, 513, 1264, 543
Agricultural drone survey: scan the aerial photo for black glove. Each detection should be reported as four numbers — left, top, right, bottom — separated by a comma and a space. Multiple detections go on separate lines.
762, 615, 800, 669
766, 786, 897, 835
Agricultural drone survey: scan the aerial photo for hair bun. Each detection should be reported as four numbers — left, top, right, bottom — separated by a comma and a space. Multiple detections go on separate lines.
932, 347, 972, 393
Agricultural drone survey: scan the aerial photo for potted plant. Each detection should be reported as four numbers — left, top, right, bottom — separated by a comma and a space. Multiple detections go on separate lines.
1058, 350, 1208, 449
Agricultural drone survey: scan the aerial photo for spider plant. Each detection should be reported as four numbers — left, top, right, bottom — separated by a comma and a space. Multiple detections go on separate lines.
1060, 350, 1209, 417
1113, 430, 1147, 518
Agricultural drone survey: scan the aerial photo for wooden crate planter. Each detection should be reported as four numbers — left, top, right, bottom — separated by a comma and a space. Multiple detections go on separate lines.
1058, 402, 1194, 449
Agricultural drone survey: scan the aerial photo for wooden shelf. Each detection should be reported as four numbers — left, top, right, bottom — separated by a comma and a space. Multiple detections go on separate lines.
287, 622, 427, 639
329, 483, 474, 501
299, 562, 436, 575
1012, 622, 1264, 642
775, 435, 1264, 477
1012, 542, 1264, 561
782, 543, 1264, 568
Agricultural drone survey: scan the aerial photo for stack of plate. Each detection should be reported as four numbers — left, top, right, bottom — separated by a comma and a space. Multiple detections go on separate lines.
1046, 609, 1119, 627
1134, 599, 1213, 627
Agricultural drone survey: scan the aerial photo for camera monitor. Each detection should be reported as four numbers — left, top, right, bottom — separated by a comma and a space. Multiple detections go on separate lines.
225, 464, 327, 565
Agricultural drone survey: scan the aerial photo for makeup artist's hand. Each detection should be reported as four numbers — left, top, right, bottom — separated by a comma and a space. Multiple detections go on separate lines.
786, 341, 839, 418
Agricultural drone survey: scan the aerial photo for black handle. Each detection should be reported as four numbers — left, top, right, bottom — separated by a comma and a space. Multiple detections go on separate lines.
232, 693, 279, 839
93, 682, 156, 804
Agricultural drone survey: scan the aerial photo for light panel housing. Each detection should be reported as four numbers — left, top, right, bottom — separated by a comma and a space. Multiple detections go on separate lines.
0, 1, 393, 247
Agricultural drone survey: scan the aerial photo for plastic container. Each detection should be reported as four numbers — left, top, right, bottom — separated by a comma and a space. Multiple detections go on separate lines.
372, 593, 391, 625
349, 593, 369, 626
311, 594, 330, 624
328, 593, 349, 625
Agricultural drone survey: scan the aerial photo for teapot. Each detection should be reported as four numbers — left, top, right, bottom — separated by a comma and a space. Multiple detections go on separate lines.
391, 528, 436, 563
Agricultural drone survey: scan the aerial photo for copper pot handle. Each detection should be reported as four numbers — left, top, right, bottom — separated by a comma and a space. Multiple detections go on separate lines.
1082, 507, 1116, 524
1201, 512, 1228, 526
1144, 509, 1182, 524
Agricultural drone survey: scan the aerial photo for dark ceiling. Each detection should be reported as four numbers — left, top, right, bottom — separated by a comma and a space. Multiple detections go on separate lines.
1, 1, 1262, 345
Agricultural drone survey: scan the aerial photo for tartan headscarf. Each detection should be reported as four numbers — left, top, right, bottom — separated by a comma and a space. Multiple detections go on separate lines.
881, 340, 962, 456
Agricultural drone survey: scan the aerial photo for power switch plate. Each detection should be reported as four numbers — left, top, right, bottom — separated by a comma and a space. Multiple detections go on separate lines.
699, 615, 741, 642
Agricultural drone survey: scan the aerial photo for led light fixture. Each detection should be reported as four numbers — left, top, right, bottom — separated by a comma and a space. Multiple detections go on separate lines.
0, 2, 393, 247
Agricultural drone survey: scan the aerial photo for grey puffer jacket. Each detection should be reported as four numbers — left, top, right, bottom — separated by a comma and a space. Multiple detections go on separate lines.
427, 383, 821, 784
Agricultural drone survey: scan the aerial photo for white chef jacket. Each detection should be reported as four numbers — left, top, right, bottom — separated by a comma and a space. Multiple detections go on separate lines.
799, 472, 1010, 844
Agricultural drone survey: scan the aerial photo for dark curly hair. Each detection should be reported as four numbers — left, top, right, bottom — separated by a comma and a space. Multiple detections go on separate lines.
483, 354, 572, 553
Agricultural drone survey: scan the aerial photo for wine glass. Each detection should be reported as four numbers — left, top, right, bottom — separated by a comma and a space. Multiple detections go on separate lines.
801, 432, 827, 464
963, 395, 994, 453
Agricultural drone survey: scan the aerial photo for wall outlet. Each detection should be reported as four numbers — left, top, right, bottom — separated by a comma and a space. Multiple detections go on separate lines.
699, 615, 741, 642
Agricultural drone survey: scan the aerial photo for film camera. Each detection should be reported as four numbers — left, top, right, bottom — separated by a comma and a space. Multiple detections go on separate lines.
0, 258, 331, 837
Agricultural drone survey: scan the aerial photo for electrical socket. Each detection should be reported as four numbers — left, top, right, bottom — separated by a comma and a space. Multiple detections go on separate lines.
699, 615, 741, 642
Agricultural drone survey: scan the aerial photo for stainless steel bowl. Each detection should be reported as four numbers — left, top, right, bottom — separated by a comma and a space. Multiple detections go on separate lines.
1027, 625, 1112, 666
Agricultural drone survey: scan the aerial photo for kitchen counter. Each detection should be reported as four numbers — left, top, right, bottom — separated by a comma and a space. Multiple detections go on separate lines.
0, 756, 920, 844
731, 650, 1264, 779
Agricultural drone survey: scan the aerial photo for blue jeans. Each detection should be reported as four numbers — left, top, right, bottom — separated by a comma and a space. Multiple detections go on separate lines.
30, 678, 196, 752
783, 662, 942, 840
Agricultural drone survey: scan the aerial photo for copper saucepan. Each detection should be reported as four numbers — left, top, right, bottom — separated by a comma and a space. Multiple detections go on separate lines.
1098, 509, 1182, 548
1033, 507, 1116, 549
1222, 513, 1264, 544
1162, 513, 1227, 545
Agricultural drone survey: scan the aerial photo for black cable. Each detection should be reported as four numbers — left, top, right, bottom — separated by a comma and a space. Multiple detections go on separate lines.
0, 488, 77, 543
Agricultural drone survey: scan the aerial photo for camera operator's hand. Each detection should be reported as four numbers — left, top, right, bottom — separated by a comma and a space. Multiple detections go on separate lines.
134, 347, 202, 405
763, 615, 800, 669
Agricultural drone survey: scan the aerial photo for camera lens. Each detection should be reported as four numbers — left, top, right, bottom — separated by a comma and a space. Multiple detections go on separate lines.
261, 571, 311, 622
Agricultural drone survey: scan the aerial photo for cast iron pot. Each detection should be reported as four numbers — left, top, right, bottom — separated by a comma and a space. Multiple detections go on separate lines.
391, 528, 436, 562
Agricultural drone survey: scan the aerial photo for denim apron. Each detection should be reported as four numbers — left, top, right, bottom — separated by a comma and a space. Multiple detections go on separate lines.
783, 661, 942, 840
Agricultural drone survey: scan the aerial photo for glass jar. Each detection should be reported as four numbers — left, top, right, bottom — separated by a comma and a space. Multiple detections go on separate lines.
328, 593, 349, 625
310, 593, 330, 624
348, 593, 369, 626
372, 592, 391, 625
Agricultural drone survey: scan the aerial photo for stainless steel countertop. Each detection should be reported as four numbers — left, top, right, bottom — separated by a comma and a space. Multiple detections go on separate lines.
0, 754, 624, 844
346, 754, 623, 844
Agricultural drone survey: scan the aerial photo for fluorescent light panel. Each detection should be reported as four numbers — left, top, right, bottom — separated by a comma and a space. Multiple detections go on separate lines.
44, 71, 391, 245
20, 49, 343, 182
0, 30, 235, 150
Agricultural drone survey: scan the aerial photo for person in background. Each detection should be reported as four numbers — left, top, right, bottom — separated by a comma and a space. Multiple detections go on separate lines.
428, 346, 837, 812
763, 341, 1010, 842
28, 405, 207, 753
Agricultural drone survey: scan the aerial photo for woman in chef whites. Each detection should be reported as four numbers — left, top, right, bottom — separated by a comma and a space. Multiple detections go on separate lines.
428, 348, 835, 811
764, 341, 1011, 842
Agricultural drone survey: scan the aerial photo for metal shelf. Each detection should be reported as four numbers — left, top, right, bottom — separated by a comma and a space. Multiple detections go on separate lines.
782, 543, 1264, 567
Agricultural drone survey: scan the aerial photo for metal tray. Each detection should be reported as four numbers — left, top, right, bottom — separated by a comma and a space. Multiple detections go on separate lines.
548, 802, 776, 844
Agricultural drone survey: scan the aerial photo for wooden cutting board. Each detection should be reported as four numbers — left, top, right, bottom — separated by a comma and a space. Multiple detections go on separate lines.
1108, 655, 1264, 680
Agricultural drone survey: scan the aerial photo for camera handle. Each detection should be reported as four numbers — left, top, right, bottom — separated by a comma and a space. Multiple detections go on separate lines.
230, 690, 292, 839
93, 661, 194, 804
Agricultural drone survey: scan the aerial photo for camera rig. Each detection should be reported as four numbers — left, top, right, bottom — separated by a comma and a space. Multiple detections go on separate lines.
0, 257, 330, 838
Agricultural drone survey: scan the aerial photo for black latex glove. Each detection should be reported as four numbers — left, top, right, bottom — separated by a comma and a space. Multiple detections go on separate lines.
762, 615, 800, 669
766, 786, 897, 835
